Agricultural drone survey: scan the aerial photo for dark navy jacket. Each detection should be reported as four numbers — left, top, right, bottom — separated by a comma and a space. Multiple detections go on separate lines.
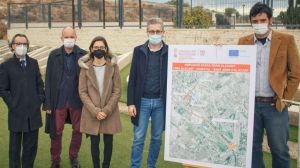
44, 45, 87, 138
0, 55, 44, 132
127, 41, 168, 126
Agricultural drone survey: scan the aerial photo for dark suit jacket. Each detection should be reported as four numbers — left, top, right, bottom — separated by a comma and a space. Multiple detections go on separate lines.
127, 41, 168, 126
239, 30, 300, 112
0, 55, 44, 132
44, 45, 87, 138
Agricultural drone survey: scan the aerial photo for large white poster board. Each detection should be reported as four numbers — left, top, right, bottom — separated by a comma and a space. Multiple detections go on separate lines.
164, 45, 257, 168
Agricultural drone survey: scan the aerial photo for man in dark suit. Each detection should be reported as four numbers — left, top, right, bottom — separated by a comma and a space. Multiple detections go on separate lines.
0, 33, 45, 168
239, 3, 300, 168
44, 27, 87, 168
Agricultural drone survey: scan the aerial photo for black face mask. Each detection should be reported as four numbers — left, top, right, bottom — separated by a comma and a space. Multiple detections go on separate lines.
93, 49, 106, 59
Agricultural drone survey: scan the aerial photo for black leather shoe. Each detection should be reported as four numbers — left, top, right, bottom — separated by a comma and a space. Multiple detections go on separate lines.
70, 157, 80, 168
50, 162, 60, 168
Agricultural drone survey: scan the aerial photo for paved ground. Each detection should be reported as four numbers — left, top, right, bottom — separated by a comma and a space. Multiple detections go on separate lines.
8, 26, 300, 54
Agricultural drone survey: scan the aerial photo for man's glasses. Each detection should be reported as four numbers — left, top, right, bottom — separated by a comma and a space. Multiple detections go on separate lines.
147, 30, 163, 35
93, 46, 106, 50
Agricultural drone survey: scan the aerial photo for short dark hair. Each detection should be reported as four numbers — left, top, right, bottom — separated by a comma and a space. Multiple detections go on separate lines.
88, 36, 113, 60
9, 33, 30, 52
249, 2, 273, 20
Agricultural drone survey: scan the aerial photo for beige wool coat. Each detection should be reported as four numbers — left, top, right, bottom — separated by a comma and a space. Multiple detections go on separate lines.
78, 56, 122, 135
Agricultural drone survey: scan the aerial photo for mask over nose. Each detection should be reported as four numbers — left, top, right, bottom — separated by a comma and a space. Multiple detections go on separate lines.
252, 23, 269, 35
15, 45, 27, 59
149, 35, 163, 44
93, 49, 106, 59
63, 38, 75, 48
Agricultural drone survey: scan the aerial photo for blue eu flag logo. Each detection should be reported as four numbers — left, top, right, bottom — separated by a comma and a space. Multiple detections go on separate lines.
229, 50, 239, 57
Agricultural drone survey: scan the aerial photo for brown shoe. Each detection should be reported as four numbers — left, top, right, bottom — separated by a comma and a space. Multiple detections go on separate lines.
70, 157, 80, 168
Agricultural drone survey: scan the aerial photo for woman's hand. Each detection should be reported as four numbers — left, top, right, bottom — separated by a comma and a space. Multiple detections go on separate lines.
96, 112, 107, 120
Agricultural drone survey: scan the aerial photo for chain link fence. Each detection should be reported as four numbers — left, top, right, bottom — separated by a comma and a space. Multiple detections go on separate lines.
179, 0, 299, 28
6, 0, 300, 29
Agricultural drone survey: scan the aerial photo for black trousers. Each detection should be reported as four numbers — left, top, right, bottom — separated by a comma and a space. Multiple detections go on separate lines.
90, 134, 113, 168
9, 129, 39, 168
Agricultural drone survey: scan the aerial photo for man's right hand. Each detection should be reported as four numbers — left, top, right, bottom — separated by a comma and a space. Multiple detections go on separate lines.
46, 110, 52, 114
128, 105, 136, 117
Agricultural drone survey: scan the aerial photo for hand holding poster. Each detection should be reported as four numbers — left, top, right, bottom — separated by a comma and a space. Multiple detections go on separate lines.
164, 45, 256, 168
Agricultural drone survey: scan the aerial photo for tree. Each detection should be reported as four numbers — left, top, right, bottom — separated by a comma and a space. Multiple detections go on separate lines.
285, 0, 300, 28
166, 0, 189, 7
277, 11, 288, 24
183, 6, 213, 28
277, 0, 300, 28
166, 0, 176, 5
224, 8, 240, 17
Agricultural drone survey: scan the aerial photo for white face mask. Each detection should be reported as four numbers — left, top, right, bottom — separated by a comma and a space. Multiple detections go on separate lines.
15, 45, 27, 58
252, 23, 269, 35
63, 38, 75, 48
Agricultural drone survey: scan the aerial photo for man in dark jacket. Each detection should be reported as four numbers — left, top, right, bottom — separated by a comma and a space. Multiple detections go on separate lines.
0, 33, 44, 168
127, 18, 168, 168
44, 27, 87, 168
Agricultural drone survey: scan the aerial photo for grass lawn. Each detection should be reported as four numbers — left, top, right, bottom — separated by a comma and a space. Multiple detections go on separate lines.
120, 64, 131, 103
290, 125, 298, 142
0, 100, 181, 168
264, 152, 297, 168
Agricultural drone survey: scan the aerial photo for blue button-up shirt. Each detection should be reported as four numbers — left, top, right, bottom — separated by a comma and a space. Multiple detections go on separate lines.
57, 50, 78, 108
254, 31, 275, 97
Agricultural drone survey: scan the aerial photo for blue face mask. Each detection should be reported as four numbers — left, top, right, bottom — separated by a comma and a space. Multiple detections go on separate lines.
93, 49, 106, 59
149, 35, 162, 44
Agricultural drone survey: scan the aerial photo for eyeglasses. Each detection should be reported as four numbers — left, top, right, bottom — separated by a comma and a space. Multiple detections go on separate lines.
147, 30, 163, 35
13, 42, 28, 46
93, 46, 106, 50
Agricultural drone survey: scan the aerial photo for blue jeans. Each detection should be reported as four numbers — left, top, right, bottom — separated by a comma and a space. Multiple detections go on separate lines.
252, 102, 290, 168
131, 98, 164, 168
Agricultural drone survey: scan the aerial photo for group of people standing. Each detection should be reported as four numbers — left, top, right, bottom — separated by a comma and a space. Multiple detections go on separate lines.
0, 2, 300, 168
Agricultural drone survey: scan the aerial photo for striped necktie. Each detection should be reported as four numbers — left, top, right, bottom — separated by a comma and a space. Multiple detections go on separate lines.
20, 60, 26, 68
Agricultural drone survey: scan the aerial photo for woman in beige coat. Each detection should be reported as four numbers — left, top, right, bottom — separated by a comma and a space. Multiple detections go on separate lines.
78, 36, 121, 168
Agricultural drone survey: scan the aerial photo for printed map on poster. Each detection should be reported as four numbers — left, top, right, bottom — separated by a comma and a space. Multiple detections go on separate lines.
164, 45, 256, 168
